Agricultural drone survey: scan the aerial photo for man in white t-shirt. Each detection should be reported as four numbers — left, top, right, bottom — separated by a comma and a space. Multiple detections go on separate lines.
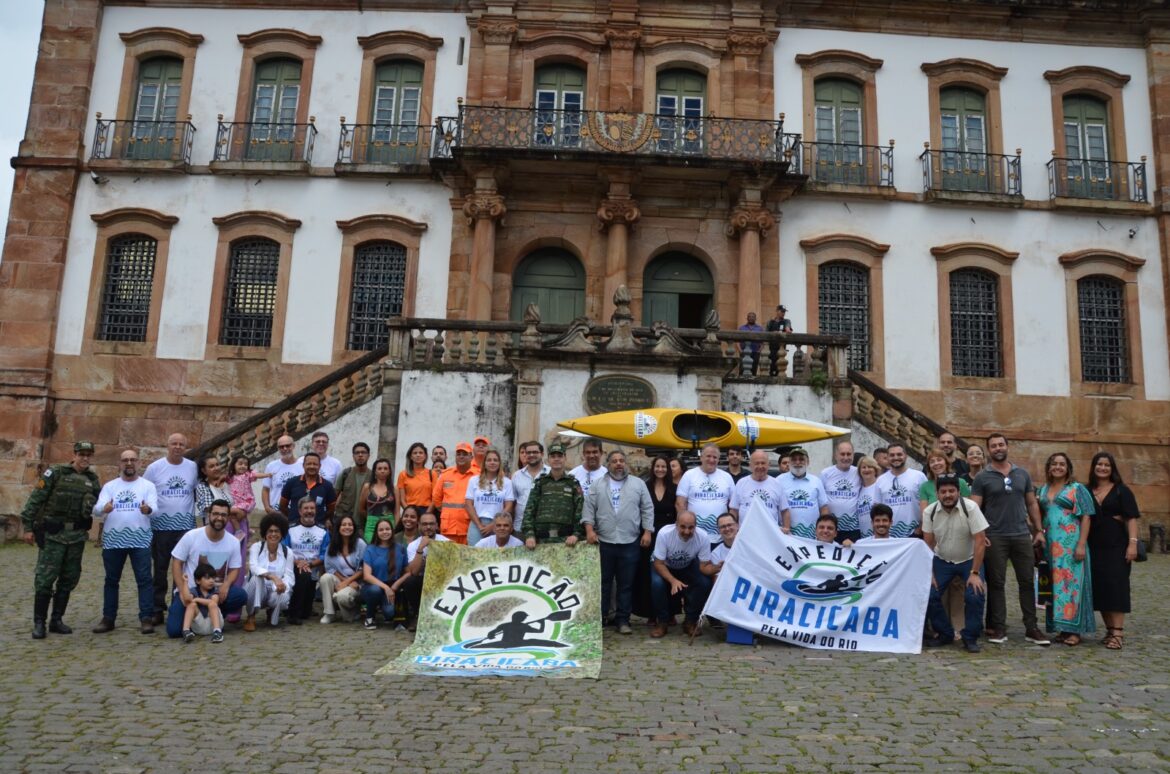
301, 431, 343, 485
166, 500, 244, 638
820, 440, 861, 544
264, 435, 303, 515
511, 440, 549, 535
93, 448, 159, 635
569, 438, 606, 498
475, 513, 524, 548
143, 432, 199, 625
650, 511, 715, 638
709, 512, 739, 570
875, 443, 927, 538
776, 447, 830, 539
729, 450, 787, 529
675, 444, 736, 542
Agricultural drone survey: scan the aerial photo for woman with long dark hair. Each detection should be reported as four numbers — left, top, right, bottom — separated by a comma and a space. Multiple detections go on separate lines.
318, 514, 366, 624
359, 458, 395, 543
361, 517, 408, 630
1087, 452, 1141, 650
1038, 452, 1095, 645
635, 455, 678, 624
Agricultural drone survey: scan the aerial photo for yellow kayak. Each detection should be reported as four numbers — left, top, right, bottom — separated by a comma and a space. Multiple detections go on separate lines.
556, 408, 847, 449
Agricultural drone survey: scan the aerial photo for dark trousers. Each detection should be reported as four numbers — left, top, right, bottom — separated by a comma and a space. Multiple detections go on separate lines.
985, 534, 1037, 632
360, 583, 396, 621
651, 559, 711, 624
151, 530, 185, 614
166, 585, 246, 638
290, 569, 316, 620
599, 540, 641, 626
103, 546, 153, 622
927, 557, 985, 642
399, 574, 423, 620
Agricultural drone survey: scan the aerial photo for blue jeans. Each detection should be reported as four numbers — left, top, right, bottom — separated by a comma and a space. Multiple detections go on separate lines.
361, 583, 396, 621
102, 546, 153, 622
651, 559, 711, 624
166, 585, 246, 638
599, 540, 641, 626
927, 556, 985, 642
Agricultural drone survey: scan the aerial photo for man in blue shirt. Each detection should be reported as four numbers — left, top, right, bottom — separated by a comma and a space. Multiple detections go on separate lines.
737, 311, 764, 376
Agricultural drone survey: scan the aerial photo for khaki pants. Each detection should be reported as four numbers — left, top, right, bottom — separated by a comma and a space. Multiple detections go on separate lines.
317, 574, 360, 621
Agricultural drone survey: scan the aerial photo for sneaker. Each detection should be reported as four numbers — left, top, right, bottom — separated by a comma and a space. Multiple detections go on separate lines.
962, 638, 982, 653
394, 623, 407, 632
618, 623, 633, 635
1025, 628, 1051, 646
210, 630, 224, 644
182, 630, 195, 643
364, 618, 376, 630
319, 614, 334, 625
923, 635, 951, 648
986, 629, 1008, 644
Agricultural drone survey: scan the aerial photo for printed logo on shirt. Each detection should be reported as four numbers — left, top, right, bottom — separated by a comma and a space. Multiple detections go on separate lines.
826, 479, 856, 498
884, 480, 914, 505
159, 476, 189, 497
787, 489, 815, 509
114, 490, 139, 509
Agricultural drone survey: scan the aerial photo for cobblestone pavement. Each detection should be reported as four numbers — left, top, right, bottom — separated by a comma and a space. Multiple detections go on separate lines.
2, 543, 1168, 772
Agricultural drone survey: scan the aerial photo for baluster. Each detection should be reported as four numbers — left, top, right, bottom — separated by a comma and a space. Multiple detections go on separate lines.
448, 330, 463, 365
775, 345, 789, 382
467, 329, 481, 363
339, 372, 356, 407
432, 330, 445, 364
485, 331, 499, 364
325, 383, 341, 418
352, 368, 370, 403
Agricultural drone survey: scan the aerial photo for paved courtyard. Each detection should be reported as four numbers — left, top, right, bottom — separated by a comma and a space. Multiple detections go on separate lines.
2, 543, 1168, 772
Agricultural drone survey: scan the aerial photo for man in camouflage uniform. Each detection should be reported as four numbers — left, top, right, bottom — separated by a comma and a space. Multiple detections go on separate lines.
21, 440, 101, 639
522, 443, 584, 549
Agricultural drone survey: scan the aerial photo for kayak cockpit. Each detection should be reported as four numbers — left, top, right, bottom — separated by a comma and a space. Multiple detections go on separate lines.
671, 412, 732, 443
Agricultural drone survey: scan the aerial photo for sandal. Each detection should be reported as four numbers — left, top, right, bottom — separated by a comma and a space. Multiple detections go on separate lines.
1063, 634, 1081, 647
1053, 632, 1069, 643
1103, 628, 1124, 650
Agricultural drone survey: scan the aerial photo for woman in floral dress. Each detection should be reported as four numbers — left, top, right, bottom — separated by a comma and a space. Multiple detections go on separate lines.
1038, 452, 1095, 645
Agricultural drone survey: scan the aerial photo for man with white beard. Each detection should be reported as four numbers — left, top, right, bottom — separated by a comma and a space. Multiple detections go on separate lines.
775, 447, 829, 539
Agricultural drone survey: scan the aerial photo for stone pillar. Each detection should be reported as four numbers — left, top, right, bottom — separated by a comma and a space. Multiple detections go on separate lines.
512, 364, 544, 463
597, 174, 640, 322
728, 32, 769, 119
477, 16, 517, 103
0, 0, 102, 523
604, 27, 641, 110
463, 177, 506, 320
377, 325, 411, 466
726, 193, 776, 327
695, 374, 723, 411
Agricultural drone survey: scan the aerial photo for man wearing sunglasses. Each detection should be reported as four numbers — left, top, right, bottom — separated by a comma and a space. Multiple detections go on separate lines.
263, 435, 303, 516
970, 433, 1048, 646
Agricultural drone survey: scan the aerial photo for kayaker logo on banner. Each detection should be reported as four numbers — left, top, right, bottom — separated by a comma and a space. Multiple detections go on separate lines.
634, 412, 658, 439
377, 542, 602, 678
736, 417, 760, 442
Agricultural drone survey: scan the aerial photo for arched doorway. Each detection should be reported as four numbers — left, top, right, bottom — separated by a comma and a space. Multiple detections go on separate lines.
510, 248, 585, 324
642, 252, 713, 328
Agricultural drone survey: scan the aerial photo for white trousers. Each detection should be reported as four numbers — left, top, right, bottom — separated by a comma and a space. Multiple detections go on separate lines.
245, 575, 291, 625
317, 573, 360, 621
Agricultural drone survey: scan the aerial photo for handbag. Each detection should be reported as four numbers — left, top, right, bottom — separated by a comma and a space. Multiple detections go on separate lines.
1135, 539, 1148, 562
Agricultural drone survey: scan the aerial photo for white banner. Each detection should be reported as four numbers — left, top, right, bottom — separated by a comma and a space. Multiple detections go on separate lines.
703, 499, 934, 654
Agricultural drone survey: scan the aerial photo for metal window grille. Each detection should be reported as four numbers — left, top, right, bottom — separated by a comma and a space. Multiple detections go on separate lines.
949, 268, 1002, 377
347, 240, 407, 350
97, 234, 157, 342
220, 238, 280, 347
1078, 276, 1129, 383
817, 261, 870, 370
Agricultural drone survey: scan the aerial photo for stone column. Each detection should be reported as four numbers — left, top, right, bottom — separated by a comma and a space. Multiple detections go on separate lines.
476, 17, 517, 102
463, 178, 506, 320
597, 175, 640, 322
604, 27, 641, 110
512, 364, 544, 463
728, 32, 769, 119
726, 194, 776, 327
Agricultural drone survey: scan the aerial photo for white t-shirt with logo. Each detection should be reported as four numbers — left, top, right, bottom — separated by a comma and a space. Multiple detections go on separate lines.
466, 477, 516, 522
652, 524, 712, 570
143, 457, 198, 532
569, 465, 607, 498
855, 483, 880, 538
676, 467, 735, 541
287, 523, 328, 563
876, 469, 928, 538
406, 533, 451, 564
474, 535, 525, 549
728, 475, 787, 528
820, 465, 861, 533
264, 458, 303, 508
776, 471, 829, 540
94, 477, 159, 549
171, 527, 243, 589
511, 465, 549, 533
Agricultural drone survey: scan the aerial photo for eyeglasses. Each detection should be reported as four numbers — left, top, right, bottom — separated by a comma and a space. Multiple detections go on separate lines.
1003, 476, 1013, 492
278, 444, 293, 450
120, 458, 137, 463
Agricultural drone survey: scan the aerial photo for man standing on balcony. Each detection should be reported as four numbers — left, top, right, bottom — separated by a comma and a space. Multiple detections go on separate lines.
570, 439, 607, 499
263, 435, 302, 516
766, 305, 793, 376
143, 433, 199, 626
737, 312, 764, 376
511, 441, 549, 536
301, 432, 343, 485
334, 442, 371, 532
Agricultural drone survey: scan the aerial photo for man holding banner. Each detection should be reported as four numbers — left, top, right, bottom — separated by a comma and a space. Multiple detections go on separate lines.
921, 474, 988, 653
702, 499, 934, 653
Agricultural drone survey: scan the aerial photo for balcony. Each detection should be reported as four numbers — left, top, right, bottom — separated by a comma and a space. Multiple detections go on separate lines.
796, 141, 894, 190
1048, 156, 1147, 205
920, 147, 1023, 206
89, 116, 195, 172
433, 103, 801, 173
335, 121, 430, 176
210, 117, 317, 174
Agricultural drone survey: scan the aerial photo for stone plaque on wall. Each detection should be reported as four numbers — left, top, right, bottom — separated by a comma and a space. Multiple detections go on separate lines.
584, 375, 657, 415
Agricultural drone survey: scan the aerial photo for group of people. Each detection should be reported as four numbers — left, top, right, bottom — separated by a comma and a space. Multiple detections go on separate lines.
21, 427, 1142, 653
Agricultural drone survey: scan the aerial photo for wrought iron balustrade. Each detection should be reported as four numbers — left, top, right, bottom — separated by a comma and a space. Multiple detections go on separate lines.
798, 141, 894, 187
213, 118, 317, 164
1047, 156, 1147, 202
90, 116, 195, 164
337, 122, 430, 166
920, 147, 1022, 196
433, 104, 800, 165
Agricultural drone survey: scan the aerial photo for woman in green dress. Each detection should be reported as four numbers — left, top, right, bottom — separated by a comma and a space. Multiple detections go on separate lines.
1038, 452, 1095, 645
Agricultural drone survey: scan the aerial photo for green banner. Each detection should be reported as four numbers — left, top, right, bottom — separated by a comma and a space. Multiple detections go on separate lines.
377, 541, 602, 679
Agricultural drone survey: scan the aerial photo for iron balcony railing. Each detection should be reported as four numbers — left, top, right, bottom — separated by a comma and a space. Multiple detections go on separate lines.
213, 117, 317, 164
796, 141, 895, 187
337, 122, 430, 166
1047, 156, 1148, 203
920, 147, 1022, 197
433, 104, 801, 165
90, 115, 195, 164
